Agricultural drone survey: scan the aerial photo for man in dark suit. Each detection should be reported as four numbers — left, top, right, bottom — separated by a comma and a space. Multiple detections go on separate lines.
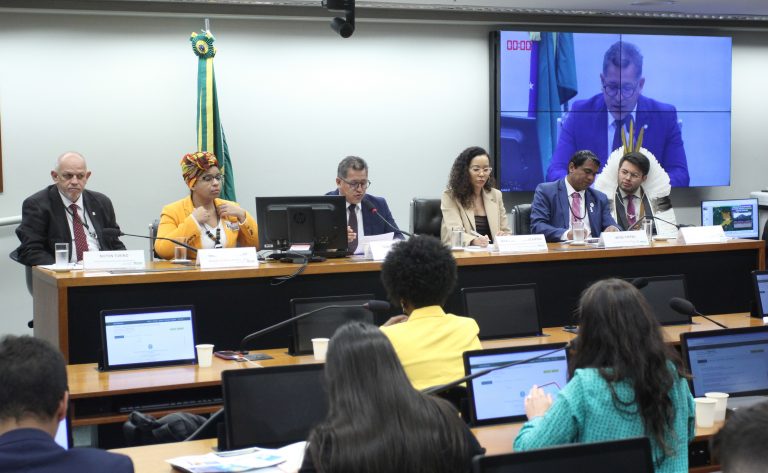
531, 150, 619, 242
326, 156, 403, 253
546, 41, 689, 187
12, 151, 125, 266
0, 335, 134, 473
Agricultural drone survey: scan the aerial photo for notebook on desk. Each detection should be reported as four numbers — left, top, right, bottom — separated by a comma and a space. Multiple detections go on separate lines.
472, 437, 653, 473
463, 343, 569, 426
681, 326, 768, 410
99, 305, 198, 371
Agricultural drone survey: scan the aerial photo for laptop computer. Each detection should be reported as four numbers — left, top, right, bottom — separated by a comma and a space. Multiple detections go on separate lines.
625, 275, 690, 325
463, 343, 569, 426
472, 437, 653, 473
700, 198, 759, 239
461, 284, 543, 339
751, 270, 768, 319
99, 305, 197, 371
289, 294, 375, 355
221, 364, 327, 450
681, 326, 768, 410
54, 413, 73, 449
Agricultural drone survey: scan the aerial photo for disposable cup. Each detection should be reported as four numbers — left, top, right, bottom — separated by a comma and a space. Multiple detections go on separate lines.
705, 392, 729, 421
311, 338, 330, 361
694, 397, 717, 428
196, 343, 214, 368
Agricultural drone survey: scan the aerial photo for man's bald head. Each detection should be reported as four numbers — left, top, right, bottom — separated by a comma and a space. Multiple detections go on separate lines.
51, 151, 90, 202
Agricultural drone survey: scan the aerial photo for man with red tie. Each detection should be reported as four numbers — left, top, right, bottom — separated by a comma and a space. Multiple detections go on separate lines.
12, 151, 125, 266
530, 150, 619, 242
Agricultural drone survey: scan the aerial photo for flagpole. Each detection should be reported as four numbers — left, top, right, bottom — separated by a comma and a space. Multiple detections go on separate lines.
204, 18, 210, 33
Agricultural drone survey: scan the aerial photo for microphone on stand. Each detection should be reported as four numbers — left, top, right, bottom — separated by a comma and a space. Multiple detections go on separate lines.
422, 343, 571, 395
102, 228, 197, 254
630, 277, 649, 289
669, 297, 729, 329
239, 300, 391, 349
361, 200, 412, 238
628, 215, 693, 231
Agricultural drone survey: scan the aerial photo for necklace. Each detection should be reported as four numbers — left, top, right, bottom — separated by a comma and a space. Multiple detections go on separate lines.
204, 225, 222, 248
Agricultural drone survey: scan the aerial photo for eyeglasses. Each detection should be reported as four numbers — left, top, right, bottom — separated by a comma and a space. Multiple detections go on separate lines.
602, 82, 638, 98
200, 174, 224, 183
58, 173, 88, 181
469, 166, 493, 175
339, 177, 371, 190
619, 169, 643, 180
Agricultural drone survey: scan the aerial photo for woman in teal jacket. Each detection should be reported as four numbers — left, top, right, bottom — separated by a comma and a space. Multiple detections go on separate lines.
514, 278, 695, 473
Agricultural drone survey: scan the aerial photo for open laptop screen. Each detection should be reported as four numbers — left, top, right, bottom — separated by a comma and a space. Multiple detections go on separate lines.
222, 364, 327, 450
461, 284, 542, 339
100, 305, 197, 371
473, 437, 653, 473
54, 415, 72, 449
681, 326, 768, 397
701, 198, 759, 239
752, 270, 768, 318
463, 343, 569, 425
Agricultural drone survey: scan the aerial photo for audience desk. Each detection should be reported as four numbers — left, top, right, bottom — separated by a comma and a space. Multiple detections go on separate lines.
37, 239, 764, 363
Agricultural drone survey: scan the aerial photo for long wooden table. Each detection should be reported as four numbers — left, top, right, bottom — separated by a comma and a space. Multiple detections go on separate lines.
37, 239, 764, 363
110, 421, 726, 473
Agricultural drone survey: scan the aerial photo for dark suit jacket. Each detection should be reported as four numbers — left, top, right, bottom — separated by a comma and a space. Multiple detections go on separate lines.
614, 189, 655, 233
530, 179, 618, 242
325, 190, 404, 239
547, 94, 689, 187
12, 185, 126, 266
0, 428, 134, 473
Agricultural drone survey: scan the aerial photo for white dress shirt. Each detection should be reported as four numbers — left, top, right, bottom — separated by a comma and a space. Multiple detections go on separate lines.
58, 192, 100, 262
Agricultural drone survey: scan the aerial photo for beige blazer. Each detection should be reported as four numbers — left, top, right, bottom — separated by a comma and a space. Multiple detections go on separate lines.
440, 188, 510, 246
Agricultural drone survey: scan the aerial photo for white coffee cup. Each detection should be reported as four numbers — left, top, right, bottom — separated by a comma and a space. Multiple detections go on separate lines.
311, 338, 330, 361
196, 343, 214, 368
705, 392, 729, 421
694, 397, 717, 428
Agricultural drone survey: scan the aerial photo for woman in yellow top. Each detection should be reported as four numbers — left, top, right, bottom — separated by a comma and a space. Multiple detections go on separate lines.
155, 151, 258, 260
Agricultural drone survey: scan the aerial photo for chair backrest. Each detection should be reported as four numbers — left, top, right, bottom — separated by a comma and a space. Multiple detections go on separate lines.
511, 203, 532, 235
410, 198, 442, 238
149, 219, 159, 260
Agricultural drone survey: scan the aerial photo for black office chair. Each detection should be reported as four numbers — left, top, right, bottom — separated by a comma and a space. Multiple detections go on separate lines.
511, 203, 532, 235
410, 198, 442, 238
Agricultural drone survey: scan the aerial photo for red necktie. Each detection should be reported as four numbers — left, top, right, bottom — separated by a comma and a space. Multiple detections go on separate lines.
626, 195, 637, 227
70, 203, 88, 261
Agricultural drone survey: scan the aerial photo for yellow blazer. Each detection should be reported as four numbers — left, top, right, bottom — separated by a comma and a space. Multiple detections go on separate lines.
155, 196, 258, 260
440, 188, 511, 246
380, 305, 482, 391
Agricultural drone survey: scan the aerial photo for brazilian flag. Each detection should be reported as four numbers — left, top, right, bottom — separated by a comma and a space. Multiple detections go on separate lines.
190, 31, 236, 201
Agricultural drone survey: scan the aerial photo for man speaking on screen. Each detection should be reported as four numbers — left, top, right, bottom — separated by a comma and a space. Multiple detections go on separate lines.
546, 41, 689, 187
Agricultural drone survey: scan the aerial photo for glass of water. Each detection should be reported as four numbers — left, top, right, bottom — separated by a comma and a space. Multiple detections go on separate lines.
451, 227, 464, 249
572, 221, 586, 243
54, 243, 69, 267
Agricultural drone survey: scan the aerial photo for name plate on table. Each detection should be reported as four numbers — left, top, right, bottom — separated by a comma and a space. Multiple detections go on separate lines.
83, 250, 145, 270
365, 240, 399, 261
495, 234, 548, 253
677, 225, 726, 244
197, 247, 259, 269
599, 230, 650, 248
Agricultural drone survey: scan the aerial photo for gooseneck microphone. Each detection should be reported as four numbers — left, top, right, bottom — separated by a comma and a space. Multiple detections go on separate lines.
422, 343, 570, 395
239, 300, 391, 348
102, 228, 197, 253
630, 277, 649, 289
669, 297, 729, 329
361, 200, 413, 238
629, 215, 693, 231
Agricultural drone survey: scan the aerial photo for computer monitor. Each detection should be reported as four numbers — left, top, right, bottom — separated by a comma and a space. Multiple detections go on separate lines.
255, 195, 348, 258
99, 305, 197, 371
289, 294, 375, 355
625, 275, 690, 325
472, 437, 654, 473
222, 364, 327, 450
461, 284, 542, 339
701, 198, 759, 239
54, 414, 73, 449
681, 326, 768, 398
463, 343, 569, 426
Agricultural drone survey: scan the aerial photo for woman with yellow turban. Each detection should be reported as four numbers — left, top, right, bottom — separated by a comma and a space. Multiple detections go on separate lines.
155, 151, 258, 260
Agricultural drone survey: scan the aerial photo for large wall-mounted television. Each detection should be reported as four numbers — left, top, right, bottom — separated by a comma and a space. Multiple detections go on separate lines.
492, 31, 732, 191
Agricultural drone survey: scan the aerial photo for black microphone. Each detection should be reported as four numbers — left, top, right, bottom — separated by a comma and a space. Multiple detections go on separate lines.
669, 297, 729, 329
422, 343, 570, 395
102, 228, 197, 253
631, 277, 649, 289
628, 215, 693, 231
361, 200, 412, 238
239, 300, 391, 348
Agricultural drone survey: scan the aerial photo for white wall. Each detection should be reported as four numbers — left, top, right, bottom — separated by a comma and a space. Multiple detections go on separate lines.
1, 11, 767, 336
